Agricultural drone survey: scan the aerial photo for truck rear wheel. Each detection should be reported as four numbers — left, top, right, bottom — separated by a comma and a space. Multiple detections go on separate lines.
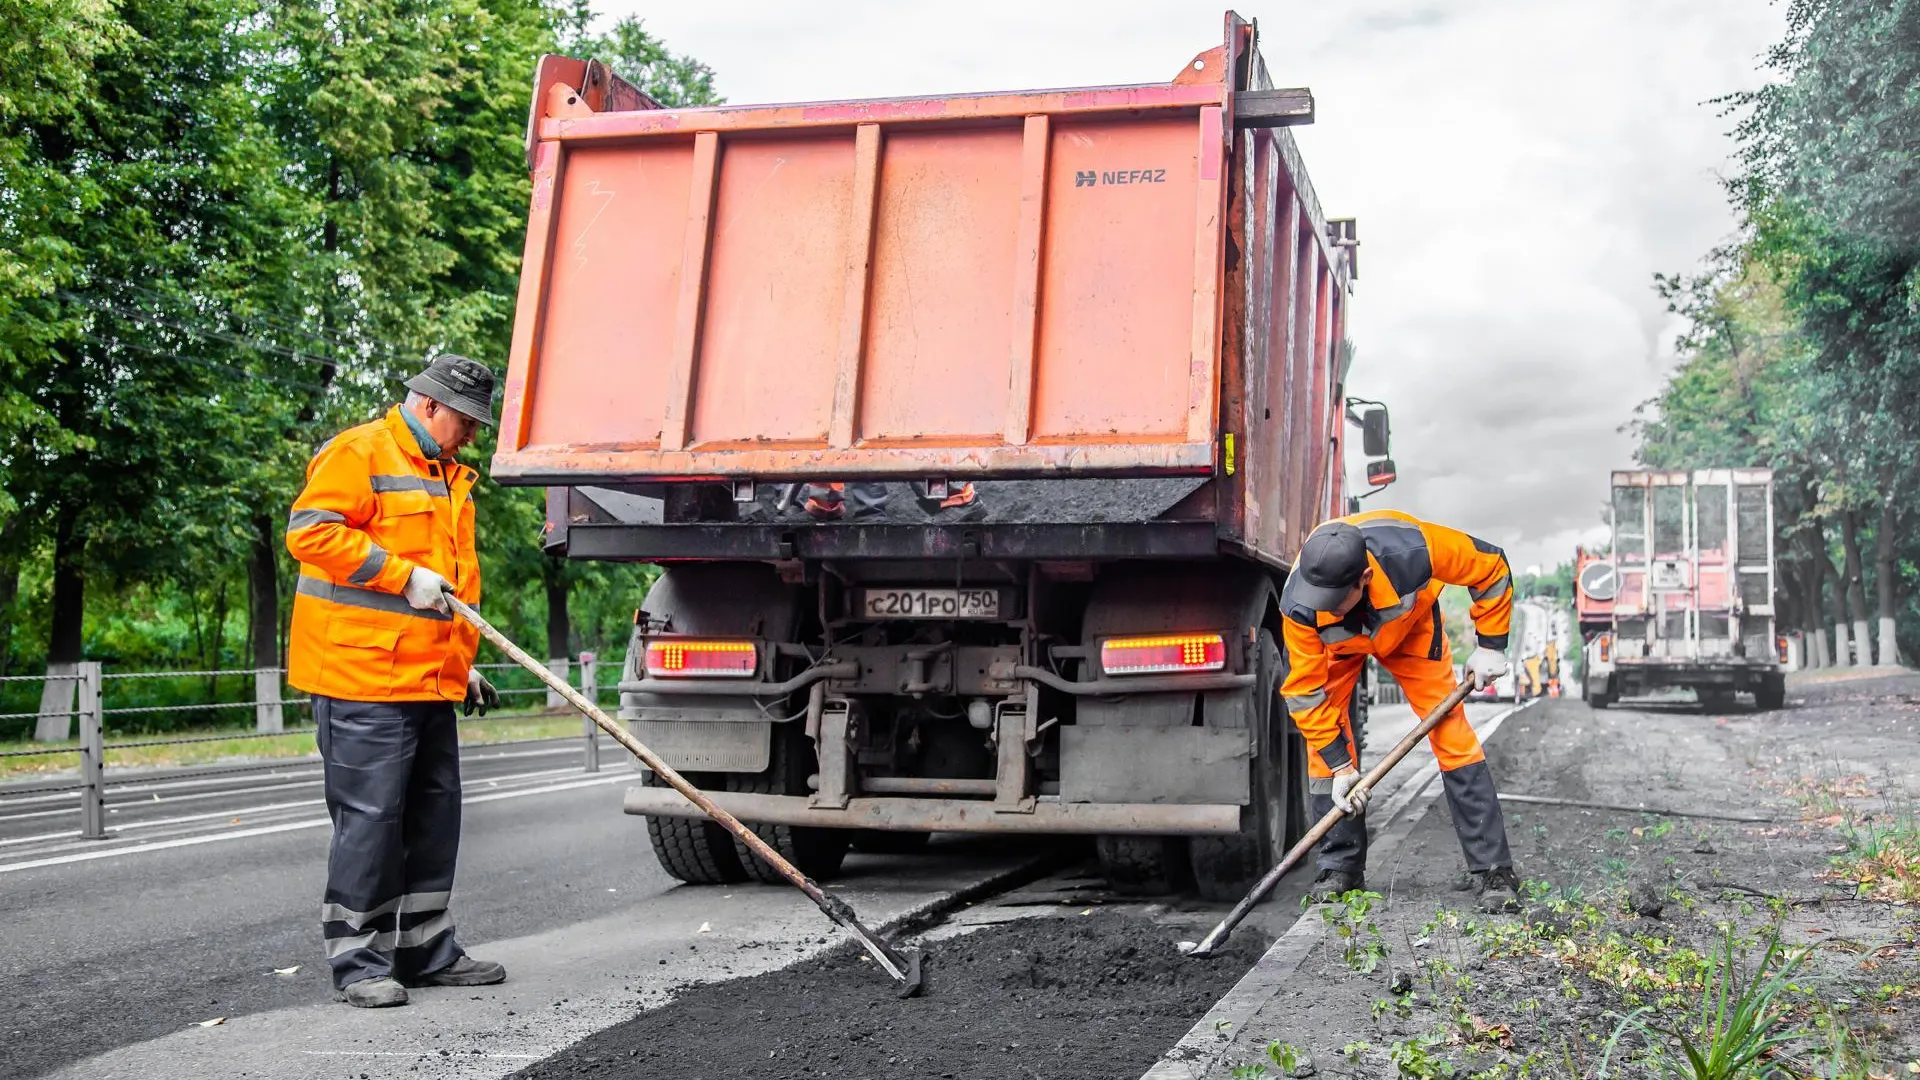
1755, 673, 1786, 711
644, 772, 749, 885
1190, 629, 1293, 902
726, 724, 850, 882
1585, 679, 1613, 710
1096, 836, 1192, 895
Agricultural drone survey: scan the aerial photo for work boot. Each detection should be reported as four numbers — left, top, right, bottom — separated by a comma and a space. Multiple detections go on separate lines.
413, 956, 507, 987
1475, 866, 1524, 914
1307, 869, 1365, 903
340, 976, 409, 1008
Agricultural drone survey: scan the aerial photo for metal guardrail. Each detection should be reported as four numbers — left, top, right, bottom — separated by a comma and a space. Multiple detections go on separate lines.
3, 651, 610, 839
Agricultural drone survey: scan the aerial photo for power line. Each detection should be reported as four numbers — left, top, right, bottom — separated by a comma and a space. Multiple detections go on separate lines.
92, 278, 433, 372
58, 291, 406, 384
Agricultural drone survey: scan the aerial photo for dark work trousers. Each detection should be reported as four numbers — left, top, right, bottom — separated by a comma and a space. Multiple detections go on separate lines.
315, 695, 466, 989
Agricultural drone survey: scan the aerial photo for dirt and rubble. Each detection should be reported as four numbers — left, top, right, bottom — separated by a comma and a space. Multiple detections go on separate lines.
1215, 673, 1920, 1079
511, 907, 1269, 1080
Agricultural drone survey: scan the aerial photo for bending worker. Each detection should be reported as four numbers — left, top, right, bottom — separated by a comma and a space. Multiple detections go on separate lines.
285, 354, 505, 1008
1279, 510, 1523, 914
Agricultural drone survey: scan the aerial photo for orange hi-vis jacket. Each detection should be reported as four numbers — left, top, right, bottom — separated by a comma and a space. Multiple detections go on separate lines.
285, 407, 482, 702
1279, 510, 1513, 772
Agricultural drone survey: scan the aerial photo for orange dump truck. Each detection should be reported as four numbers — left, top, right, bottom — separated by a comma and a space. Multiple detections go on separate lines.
497, 12, 1391, 898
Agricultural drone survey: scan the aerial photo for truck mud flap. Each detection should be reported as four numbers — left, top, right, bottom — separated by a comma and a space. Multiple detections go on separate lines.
630, 719, 770, 772
1058, 726, 1250, 805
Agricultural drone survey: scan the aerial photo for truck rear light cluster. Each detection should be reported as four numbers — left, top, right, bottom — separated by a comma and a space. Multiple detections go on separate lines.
1597, 634, 1612, 663
1777, 636, 1790, 663
1100, 633, 1227, 675
644, 639, 758, 678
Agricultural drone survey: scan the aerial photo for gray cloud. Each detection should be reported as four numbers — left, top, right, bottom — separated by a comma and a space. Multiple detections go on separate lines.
599, 0, 1782, 572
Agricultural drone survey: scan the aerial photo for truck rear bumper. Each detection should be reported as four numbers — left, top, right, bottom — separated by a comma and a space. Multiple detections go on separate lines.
622, 787, 1241, 836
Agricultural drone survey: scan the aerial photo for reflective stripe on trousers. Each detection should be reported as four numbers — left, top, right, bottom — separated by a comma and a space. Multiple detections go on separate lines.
315, 695, 466, 988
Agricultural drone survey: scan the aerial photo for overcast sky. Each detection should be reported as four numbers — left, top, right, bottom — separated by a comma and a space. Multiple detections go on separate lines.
601, 0, 1785, 573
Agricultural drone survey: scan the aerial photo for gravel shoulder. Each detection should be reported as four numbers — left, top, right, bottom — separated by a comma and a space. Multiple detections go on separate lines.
1206, 676, 1920, 1079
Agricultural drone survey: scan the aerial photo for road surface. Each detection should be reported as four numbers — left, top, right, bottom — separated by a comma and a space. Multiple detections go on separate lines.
0, 704, 1512, 1079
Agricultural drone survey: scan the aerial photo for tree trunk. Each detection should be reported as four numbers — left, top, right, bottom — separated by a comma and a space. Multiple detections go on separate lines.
1797, 511, 1828, 668
248, 515, 284, 732
1840, 510, 1872, 666
0, 518, 19, 679
544, 562, 571, 661
37, 511, 85, 741
1874, 498, 1899, 667
544, 562, 571, 709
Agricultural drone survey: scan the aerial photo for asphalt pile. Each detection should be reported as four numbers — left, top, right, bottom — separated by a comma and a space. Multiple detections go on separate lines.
513, 910, 1269, 1080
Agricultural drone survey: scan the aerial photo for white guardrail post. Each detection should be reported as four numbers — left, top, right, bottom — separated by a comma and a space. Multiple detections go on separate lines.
545, 658, 570, 709
77, 661, 106, 840
254, 666, 285, 733
579, 651, 599, 773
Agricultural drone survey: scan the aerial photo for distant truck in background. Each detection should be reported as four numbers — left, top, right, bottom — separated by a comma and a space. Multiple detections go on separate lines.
1575, 469, 1787, 710
493, 13, 1390, 899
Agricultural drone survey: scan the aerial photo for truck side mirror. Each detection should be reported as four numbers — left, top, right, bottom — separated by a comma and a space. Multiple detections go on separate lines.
1366, 458, 1397, 488
1361, 407, 1390, 457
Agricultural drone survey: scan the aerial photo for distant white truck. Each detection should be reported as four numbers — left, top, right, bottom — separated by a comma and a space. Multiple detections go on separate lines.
1577, 469, 1787, 711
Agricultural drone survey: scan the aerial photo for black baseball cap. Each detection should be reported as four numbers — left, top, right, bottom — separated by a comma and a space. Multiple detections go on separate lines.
1292, 522, 1370, 612
405, 353, 497, 426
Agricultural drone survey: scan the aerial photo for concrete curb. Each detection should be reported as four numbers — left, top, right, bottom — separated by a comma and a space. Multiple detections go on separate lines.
1136, 699, 1539, 1080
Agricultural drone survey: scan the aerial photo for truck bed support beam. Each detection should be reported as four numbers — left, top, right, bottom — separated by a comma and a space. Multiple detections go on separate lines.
623, 788, 1242, 835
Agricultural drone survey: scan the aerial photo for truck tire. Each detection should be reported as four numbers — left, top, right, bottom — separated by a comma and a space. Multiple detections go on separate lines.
1585, 679, 1613, 710
850, 830, 931, 855
1754, 673, 1787, 711
1190, 628, 1293, 902
1096, 836, 1192, 895
1350, 676, 1370, 760
643, 772, 749, 885
726, 723, 849, 883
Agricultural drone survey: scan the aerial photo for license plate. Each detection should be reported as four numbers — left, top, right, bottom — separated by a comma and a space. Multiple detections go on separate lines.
861, 588, 1000, 620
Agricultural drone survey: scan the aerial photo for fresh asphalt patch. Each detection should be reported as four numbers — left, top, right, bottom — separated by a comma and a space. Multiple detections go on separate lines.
511, 908, 1271, 1080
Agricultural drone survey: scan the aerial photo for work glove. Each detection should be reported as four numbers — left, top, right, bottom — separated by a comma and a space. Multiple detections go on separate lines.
1330, 768, 1370, 815
403, 566, 451, 613
465, 669, 500, 717
1466, 646, 1510, 687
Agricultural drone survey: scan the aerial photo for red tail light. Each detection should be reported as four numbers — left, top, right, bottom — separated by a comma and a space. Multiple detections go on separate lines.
1598, 634, 1612, 663
644, 639, 758, 678
1100, 633, 1227, 675
1777, 636, 1789, 663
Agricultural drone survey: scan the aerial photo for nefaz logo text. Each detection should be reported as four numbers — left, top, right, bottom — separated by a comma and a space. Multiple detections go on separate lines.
1074, 168, 1168, 188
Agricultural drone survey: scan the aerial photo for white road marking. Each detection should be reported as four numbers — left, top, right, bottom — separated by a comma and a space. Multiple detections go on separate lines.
0, 766, 606, 854
0, 774, 628, 874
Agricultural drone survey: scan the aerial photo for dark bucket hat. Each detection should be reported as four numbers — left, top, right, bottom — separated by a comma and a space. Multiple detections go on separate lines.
405, 353, 497, 426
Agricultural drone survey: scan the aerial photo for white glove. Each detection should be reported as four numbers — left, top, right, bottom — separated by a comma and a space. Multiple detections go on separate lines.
1330, 768, 1370, 814
1466, 646, 1510, 686
403, 566, 451, 613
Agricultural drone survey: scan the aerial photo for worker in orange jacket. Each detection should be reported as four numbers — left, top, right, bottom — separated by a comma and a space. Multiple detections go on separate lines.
1279, 510, 1523, 913
286, 355, 504, 1008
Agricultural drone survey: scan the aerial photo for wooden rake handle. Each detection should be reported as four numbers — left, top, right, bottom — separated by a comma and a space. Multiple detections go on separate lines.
443, 593, 917, 985
1184, 676, 1479, 957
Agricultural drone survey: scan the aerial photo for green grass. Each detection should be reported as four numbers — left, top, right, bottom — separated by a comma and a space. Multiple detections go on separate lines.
1601, 928, 1814, 1080
0, 707, 592, 780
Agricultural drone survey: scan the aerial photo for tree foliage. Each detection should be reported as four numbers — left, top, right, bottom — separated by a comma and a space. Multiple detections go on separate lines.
0, 2, 719, 732
1642, 0, 1920, 661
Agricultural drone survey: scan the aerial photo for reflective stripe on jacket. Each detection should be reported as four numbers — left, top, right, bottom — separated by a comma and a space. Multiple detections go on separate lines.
285, 407, 481, 702
1279, 509, 1513, 768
